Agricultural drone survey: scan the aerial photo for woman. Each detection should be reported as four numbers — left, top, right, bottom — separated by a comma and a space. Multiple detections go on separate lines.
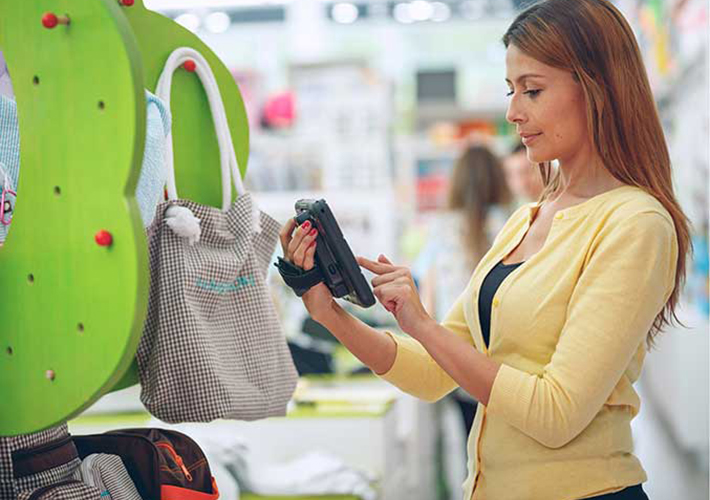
279, 0, 690, 498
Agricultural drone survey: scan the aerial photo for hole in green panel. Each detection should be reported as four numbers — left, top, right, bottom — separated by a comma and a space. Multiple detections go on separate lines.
77, 323, 84, 333
54, 186, 61, 196
27, 274, 34, 284
6, 346, 12, 356
46, 370, 55, 381
32, 76, 39, 85
98, 101, 105, 110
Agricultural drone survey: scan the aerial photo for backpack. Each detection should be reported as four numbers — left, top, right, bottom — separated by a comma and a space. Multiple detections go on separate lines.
73, 429, 218, 500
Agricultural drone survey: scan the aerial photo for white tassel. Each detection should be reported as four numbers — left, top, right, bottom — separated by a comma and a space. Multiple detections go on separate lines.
165, 205, 201, 245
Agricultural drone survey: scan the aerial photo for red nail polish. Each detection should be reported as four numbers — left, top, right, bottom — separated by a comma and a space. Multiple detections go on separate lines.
309, 228, 317, 236
302, 221, 311, 230
309, 240, 316, 247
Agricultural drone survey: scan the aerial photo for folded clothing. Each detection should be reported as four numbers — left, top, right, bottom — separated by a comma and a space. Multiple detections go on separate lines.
196, 435, 376, 500
234, 450, 377, 500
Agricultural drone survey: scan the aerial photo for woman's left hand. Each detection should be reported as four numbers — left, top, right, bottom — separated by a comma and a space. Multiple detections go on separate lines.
356, 254, 434, 339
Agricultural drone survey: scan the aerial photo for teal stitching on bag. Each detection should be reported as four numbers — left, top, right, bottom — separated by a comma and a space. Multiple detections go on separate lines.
195, 276, 257, 294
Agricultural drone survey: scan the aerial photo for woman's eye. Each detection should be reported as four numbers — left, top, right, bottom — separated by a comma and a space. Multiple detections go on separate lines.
506, 90, 514, 97
524, 89, 541, 97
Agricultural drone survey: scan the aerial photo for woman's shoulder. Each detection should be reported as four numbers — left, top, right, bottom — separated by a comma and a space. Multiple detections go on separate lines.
595, 185, 674, 227
585, 186, 677, 254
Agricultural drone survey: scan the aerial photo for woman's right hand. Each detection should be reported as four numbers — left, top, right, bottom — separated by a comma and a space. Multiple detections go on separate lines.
279, 218, 336, 322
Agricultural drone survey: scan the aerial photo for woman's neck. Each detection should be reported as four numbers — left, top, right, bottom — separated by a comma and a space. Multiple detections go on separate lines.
551, 151, 625, 204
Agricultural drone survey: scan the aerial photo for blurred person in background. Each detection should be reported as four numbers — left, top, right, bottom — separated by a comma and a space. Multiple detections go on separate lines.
279, 0, 691, 498
502, 141, 545, 206
416, 144, 514, 325
412, 143, 513, 497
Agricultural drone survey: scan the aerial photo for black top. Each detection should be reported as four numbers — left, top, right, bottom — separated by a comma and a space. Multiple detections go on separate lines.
478, 260, 524, 348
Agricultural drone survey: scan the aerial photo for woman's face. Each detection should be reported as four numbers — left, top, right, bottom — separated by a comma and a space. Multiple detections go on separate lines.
505, 45, 590, 165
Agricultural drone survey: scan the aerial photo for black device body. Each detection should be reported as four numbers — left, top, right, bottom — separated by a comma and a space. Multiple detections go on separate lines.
294, 199, 376, 308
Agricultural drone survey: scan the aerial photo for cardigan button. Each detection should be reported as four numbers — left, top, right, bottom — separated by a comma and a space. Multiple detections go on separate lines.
493, 298, 500, 307
555, 213, 564, 220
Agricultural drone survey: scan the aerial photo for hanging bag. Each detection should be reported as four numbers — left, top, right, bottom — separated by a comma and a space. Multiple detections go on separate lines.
137, 47, 298, 423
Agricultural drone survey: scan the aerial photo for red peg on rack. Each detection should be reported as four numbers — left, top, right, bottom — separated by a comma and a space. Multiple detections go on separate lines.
119, 0, 135, 6
183, 60, 197, 72
94, 230, 113, 247
42, 13, 70, 29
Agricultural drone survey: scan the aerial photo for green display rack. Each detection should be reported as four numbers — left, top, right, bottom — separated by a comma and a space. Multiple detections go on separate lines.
0, 0, 249, 436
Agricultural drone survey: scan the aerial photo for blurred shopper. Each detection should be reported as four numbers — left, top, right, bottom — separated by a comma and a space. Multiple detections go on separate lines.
279, 0, 691, 499
417, 144, 513, 324
502, 141, 544, 205
413, 144, 513, 498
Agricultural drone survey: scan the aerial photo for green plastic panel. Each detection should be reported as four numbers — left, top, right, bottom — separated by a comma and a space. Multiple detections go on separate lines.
0, 0, 148, 435
110, 0, 252, 392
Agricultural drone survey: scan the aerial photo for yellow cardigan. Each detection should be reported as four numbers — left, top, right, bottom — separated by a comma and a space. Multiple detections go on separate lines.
379, 185, 678, 500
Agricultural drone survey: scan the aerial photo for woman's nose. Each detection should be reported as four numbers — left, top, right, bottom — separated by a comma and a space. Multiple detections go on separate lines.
506, 94, 525, 124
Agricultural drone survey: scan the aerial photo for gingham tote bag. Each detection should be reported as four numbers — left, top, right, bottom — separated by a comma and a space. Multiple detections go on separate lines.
136, 47, 298, 423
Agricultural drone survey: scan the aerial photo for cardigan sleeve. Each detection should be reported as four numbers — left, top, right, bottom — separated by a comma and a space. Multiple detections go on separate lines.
486, 211, 678, 448
377, 289, 476, 402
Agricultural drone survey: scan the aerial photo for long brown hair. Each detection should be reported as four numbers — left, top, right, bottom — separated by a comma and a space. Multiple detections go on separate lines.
503, 0, 692, 348
448, 145, 512, 268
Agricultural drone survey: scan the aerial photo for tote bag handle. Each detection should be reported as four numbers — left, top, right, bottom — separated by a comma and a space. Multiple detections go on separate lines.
155, 47, 245, 212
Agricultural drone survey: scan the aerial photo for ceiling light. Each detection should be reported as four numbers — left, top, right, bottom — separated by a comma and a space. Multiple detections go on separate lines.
175, 13, 201, 32
393, 2, 414, 23
205, 11, 231, 33
430, 1, 451, 21
409, 0, 434, 21
332, 2, 359, 24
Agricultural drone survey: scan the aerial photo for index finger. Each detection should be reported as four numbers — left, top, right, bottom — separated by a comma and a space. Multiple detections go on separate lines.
279, 217, 298, 251
356, 256, 396, 275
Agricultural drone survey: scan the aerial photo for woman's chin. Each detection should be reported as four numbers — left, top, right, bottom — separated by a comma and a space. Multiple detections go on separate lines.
527, 149, 553, 164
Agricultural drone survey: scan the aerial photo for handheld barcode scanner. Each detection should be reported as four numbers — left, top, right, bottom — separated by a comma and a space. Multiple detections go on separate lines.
276, 199, 376, 308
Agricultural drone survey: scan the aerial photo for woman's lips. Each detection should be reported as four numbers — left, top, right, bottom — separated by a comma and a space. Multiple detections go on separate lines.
521, 133, 541, 145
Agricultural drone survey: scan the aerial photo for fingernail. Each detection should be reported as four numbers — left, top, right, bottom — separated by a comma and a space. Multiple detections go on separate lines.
309, 228, 317, 236
302, 221, 311, 230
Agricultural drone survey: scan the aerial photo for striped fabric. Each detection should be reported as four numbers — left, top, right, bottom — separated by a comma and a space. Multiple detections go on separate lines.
0, 51, 13, 98
135, 92, 171, 228
73, 454, 141, 500
0, 94, 19, 244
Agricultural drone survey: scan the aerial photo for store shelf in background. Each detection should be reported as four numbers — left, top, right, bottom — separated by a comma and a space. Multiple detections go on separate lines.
252, 189, 397, 261
641, 301, 709, 463
415, 102, 506, 129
